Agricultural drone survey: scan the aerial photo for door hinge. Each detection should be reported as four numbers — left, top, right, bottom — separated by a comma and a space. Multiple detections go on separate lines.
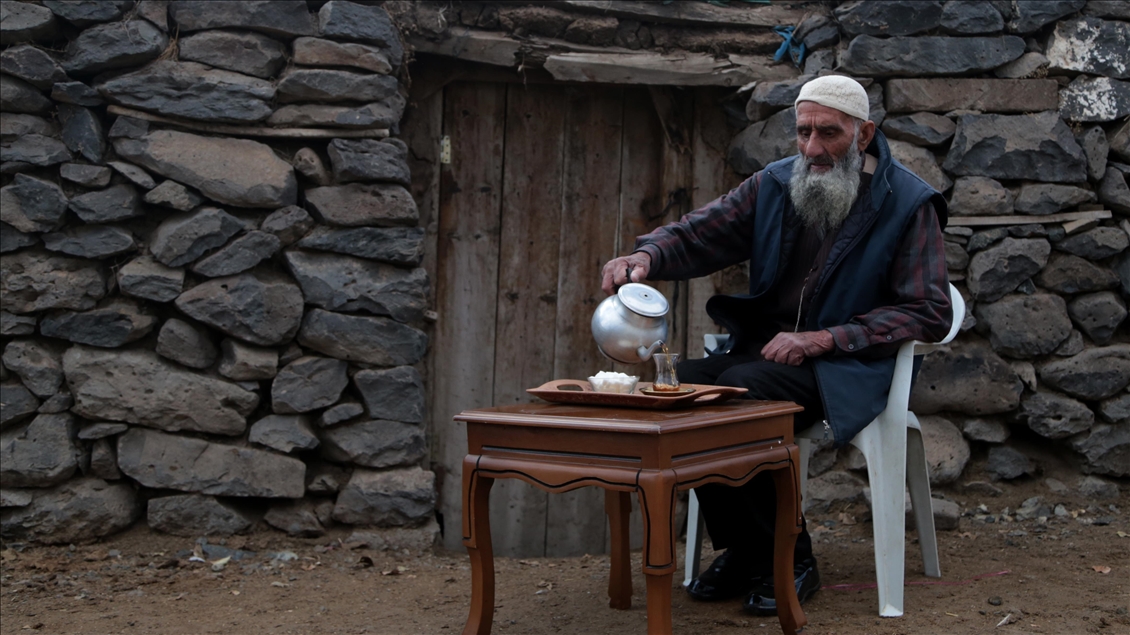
440, 135, 452, 164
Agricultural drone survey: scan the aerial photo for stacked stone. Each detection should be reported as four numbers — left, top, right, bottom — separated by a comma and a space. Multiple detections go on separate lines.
1, 0, 435, 545
729, 0, 1129, 484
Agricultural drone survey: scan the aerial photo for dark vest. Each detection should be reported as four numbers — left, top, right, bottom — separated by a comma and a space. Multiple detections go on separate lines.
705, 130, 947, 447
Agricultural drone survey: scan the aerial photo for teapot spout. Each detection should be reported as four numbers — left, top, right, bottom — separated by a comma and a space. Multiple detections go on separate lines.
636, 340, 665, 361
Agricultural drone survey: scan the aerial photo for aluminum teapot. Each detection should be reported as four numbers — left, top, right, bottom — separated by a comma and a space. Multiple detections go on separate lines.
591, 283, 669, 365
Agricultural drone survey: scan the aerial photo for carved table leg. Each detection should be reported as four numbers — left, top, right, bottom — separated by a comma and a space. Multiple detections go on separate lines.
637, 471, 677, 635
772, 447, 807, 635
462, 458, 496, 635
605, 489, 633, 610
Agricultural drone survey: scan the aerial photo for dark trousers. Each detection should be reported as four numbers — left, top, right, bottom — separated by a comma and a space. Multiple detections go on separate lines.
677, 352, 823, 575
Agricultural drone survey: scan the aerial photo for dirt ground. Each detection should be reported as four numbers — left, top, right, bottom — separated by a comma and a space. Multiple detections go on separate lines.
2, 465, 1127, 635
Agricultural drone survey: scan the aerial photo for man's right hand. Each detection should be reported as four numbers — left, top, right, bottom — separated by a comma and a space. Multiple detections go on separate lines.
600, 252, 651, 296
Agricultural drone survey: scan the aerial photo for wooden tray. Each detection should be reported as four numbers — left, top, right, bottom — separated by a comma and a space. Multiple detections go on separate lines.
527, 379, 748, 409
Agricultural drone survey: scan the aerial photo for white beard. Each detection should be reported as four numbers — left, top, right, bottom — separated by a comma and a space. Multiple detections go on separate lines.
788, 134, 863, 238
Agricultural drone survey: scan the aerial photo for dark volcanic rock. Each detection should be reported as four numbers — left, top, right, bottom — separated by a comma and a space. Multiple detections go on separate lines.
261, 205, 314, 245
1059, 76, 1130, 122
0, 382, 39, 430
217, 339, 278, 381
59, 163, 110, 187
834, 0, 943, 36
0, 75, 51, 114
117, 428, 305, 497
191, 231, 281, 277
108, 161, 156, 189
841, 35, 1024, 76
143, 180, 204, 212
0, 112, 57, 137
332, 467, 435, 526
353, 366, 424, 424
297, 309, 428, 366
1100, 169, 1130, 214
728, 106, 797, 175
263, 499, 325, 537
886, 78, 1059, 114
944, 112, 1088, 183
43, 225, 135, 259
888, 140, 950, 192
284, 251, 428, 322
0, 223, 36, 253
326, 138, 410, 186
0, 174, 68, 233
292, 37, 391, 74
0, 413, 77, 488
249, 414, 318, 453
65, 346, 256, 435
271, 356, 348, 414
118, 255, 183, 302
0, 133, 71, 167
57, 105, 103, 163
296, 226, 424, 266
177, 30, 287, 79
276, 69, 398, 104
175, 272, 304, 346
40, 301, 157, 347
267, 96, 406, 129
51, 81, 101, 106
987, 446, 1034, 480
967, 238, 1051, 301
77, 422, 128, 440
1069, 423, 1129, 477
0, 249, 106, 314
949, 177, 1013, 217
0, 312, 37, 337
43, 0, 132, 27
155, 318, 217, 369
62, 21, 167, 75
1014, 183, 1096, 215
0, 2, 58, 46
974, 293, 1072, 358
98, 61, 275, 124
1035, 253, 1119, 294
113, 130, 297, 208
1046, 17, 1130, 79
1039, 345, 1130, 401
150, 207, 244, 267
1021, 389, 1095, 439
1007, 0, 1086, 33
1068, 292, 1127, 344
1084, 0, 1130, 19
317, 1, 403, 66
910, 337, 1023, 415
68, 184, 142, 224
170, 0, 316, 38
304, 183, 418, 227
320, 419, 425, 468
941, 0, 1004, 34
1057, 227, 1129, 260
318, 402, 364, 428
0, 45, 68, 90
147, 494, 253, 537
0, 478, 139, 544
881, 113, 955, 146
88, 438, 120, 480
745, 76, 809, 122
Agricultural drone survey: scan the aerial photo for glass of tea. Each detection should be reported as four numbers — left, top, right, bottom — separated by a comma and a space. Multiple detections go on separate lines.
651, 353, 680, 392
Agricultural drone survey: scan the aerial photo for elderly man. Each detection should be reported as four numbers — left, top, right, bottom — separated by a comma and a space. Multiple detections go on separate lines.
600, 75, 953, 615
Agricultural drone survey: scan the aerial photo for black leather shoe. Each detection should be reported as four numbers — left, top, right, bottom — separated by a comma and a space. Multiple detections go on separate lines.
740, 558, 820, 616
685, 550, 765, 601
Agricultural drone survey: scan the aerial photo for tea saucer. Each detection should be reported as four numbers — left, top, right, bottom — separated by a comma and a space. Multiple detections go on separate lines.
639, 386, 696, 396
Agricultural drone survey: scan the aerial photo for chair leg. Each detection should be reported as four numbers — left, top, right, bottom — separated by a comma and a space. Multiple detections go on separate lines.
851, 420, 907, 618
683, 489, 704, 587
906, 419, 941, 578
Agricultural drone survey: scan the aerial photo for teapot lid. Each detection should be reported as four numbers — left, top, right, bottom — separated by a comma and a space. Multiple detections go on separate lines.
617, 283, 669, 317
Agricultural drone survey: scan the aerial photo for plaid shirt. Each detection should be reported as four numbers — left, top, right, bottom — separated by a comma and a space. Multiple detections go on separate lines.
634, 171, 953, 355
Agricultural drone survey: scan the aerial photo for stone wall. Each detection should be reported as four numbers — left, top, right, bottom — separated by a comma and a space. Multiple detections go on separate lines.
726, 0, 1129, 487
1, 0, 436, 545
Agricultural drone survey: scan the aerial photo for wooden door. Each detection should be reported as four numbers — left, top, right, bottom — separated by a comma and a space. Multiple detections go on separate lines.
417, 81, 745, 556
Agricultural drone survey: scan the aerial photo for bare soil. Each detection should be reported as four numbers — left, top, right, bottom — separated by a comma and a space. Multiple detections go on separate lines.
3, 473, 1126, 635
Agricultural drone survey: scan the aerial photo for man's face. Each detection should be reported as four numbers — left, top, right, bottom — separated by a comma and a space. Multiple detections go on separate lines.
794, 101, 874, 173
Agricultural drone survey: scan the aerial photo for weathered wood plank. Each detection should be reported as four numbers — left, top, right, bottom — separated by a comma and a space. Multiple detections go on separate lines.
106, 105, 390, 138
432, 82, 507, 551
556, 0, 821, 28
543, 51, 798, 86
489, 84, 569, 557
546, 84, 626, 557
408, 29, 522, 68
948, 210, 1111, 226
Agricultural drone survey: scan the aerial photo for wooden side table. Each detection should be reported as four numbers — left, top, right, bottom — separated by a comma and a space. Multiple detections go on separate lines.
456, 401, 808, 635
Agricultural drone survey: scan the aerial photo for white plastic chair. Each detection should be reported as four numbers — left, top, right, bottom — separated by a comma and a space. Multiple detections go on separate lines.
684, 284, 965, 618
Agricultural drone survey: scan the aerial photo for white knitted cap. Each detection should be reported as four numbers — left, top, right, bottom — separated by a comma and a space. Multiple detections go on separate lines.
794, 75, 869, 121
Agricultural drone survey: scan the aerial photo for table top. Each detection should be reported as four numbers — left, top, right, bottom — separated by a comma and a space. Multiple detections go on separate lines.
454, 400, 803, 434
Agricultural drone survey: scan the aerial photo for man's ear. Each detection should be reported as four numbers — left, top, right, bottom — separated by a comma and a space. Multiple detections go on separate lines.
857, 120, 876, 151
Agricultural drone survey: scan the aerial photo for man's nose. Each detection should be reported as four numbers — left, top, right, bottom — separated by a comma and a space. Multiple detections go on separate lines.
799, 136, 825, 159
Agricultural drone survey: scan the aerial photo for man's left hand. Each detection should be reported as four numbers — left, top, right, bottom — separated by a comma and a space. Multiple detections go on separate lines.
761, 331, 835, 366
